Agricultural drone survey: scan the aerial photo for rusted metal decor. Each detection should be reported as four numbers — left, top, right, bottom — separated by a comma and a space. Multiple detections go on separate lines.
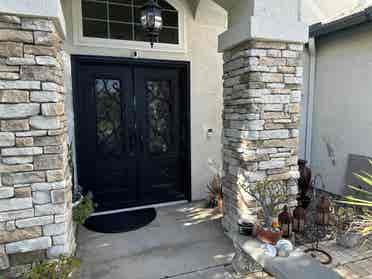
295, 160, 333, 265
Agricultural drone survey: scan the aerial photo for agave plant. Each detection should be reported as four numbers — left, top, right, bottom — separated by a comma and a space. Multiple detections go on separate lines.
337, 160, 372, 236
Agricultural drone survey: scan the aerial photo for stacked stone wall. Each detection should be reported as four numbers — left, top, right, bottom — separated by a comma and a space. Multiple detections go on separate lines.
222, 41, 304, 232
0, 15, 74, 277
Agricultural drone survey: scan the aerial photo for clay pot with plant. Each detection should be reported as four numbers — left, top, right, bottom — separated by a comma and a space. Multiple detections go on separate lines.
206, 175, 223, 212
240, 179, 289, 244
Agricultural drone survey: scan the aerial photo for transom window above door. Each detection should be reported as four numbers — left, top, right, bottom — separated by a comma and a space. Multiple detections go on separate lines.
81, 0, 179, 44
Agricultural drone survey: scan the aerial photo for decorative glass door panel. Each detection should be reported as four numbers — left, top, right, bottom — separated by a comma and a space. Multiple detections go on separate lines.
95, 79, 124, 158
146, 80, 173, 155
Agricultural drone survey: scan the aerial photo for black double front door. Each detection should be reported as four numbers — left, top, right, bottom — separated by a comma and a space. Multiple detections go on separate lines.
73, 56, 190, 212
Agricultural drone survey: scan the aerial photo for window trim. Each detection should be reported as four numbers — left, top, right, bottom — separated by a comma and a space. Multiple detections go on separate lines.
72, 0, 187, 53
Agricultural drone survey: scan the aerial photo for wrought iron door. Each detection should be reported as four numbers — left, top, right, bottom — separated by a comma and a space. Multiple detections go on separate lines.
73, 57, 190, 211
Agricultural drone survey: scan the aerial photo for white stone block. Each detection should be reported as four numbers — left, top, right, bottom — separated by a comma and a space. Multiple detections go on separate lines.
0, 208, 34, 222
35, 203, 65, 216
0, 187, 14, 199
259, 130, 289, 139
0, 132, 15, 147
15, 215, 53, 228
0, 103, 40, 119
263, 95, 290, 104
32, 191, 51, 205
43, 223, 65, 236
31, 181, 65, 191
1, 147, 43, 156
0, 198, 32, 212
5, 236, 51, 254
47, 245, 67, 258
30, 116, 62, 130
259, 160, 286, 170
36, 56, 58, 67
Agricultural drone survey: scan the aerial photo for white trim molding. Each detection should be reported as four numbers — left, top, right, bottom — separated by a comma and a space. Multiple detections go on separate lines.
71, 0, 187, 53
0, 0, 66, 38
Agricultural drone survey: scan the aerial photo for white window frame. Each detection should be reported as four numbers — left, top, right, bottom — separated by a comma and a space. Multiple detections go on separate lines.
72, 0, 187, 53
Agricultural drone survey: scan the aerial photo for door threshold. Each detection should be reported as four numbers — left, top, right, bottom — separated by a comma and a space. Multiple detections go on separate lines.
90, 200, 189, 217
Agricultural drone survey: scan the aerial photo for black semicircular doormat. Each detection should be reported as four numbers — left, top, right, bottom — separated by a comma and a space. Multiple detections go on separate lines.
84, 209, 157, 234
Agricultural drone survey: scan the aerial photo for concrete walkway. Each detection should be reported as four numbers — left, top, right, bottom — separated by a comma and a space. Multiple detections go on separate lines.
77, 202, 235, 279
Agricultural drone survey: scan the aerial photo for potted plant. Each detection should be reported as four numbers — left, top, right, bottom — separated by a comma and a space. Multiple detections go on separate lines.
73, 195, 94, 225
336, 207, 365, 248
240, 179, 289, 244
206, 175, 223, 212
336, 160, 372, 247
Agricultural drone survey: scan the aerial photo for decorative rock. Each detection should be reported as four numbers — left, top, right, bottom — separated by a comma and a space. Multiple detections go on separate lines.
34, 154, 64, 170
43, 223, 65, 236
6, 57, 35, 65
35, 56, 58, 67
5, 236, 51, 254
0, 198, 32, 212
5, 221, 16, 231
52, 235, 65, 245
0, 30, 33, 43
1, 119, 30, 131
0, 42, 23, 57
24, 45, 57, 57
0, 90, 29, 103
14, 187, 32, 198
16, 137, 33, 147
1, 147, 42, 156
0, 103, 39, 119
0, 16, 21, 24
259, 160, 286, 170
21, 18, 54, 32
0, 208, 34, 222
0, 72, 20, 80
2, 171, 45, 185
0, 163, 33, 173
30, 116, 62, 130
31, 181, 65, 191
46, 170, 64, 182
0, 187, 14, 199
32, 191, 51, 205
0, 81, 40, 90
34, 135, 64, 146
41, 103, 64, 116
42, 82, 63, 92
16, 130, 46, 137
0, 245, 9, 270
35, 203, 65, 217
51, 189, 65, 204
34, 31, 59, 46
259, 130, 290, 139
0, 65, 19, 72
0, 132, 14, 146
30, 91, 61, 102
16, 216, 53, 229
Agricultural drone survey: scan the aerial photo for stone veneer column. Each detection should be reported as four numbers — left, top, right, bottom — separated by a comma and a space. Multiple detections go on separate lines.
0, 15, 74, 276
221, 40, 304, 232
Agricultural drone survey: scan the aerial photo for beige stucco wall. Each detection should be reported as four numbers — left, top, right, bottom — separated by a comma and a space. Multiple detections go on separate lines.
61, 0, 227, 201
310, 22, 372, 195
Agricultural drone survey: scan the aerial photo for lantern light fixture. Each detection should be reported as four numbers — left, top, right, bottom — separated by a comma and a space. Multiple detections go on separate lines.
140, 0, 163, 48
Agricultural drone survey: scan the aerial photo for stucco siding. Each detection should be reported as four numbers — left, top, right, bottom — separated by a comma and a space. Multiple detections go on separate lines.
311, 22, 372, 195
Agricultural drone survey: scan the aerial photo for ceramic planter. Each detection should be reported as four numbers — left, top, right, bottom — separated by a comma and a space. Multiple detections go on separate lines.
256, 226, 283, 245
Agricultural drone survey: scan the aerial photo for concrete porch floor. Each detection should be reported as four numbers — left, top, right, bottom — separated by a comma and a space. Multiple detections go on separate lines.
77, 202, 237, 279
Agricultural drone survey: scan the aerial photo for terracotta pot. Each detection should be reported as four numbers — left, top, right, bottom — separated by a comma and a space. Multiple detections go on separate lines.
256, 226, 283, 245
